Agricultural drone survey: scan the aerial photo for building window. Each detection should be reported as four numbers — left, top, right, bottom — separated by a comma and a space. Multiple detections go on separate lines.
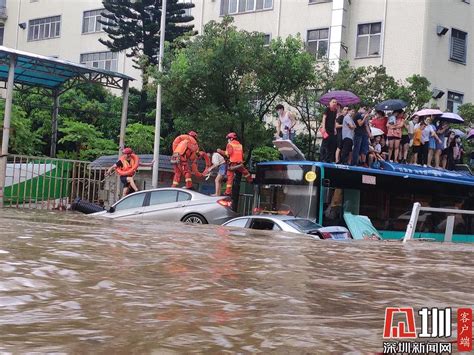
83, 9, 112, 34
356, 22, 381, 58
450, 29, 467, 64
28, 15, 61, 41
263, 33, 271, 46
309, 0, 332, 3
0, 26, 4, 46
220, 0, 272, 16
80, 51, 118, 72
446, 91, 463, 113
307, 28, 329, 59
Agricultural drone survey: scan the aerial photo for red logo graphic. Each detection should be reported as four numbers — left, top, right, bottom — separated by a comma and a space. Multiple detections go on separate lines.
457, 308, 472, 352
383, 307, 417, 338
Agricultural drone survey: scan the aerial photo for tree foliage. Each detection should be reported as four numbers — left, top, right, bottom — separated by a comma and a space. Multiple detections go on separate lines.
100, 0, 195, 66
125, 122, 156, 153
159, 17, 316, 156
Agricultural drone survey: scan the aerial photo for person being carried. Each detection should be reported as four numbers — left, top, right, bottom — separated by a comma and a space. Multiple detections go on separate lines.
204, 151, 228, 196
106, 147, 153, 197
275, 104, 297, 141
217, 132, 253, 196
171, 131, 200, 189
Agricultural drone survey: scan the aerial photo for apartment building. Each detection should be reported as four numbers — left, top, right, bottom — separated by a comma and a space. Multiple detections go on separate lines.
1, 0, 141, 87
0, 0, 472, 112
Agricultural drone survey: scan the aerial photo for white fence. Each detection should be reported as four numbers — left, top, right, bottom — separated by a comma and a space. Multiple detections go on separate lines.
403, 202, 474, 243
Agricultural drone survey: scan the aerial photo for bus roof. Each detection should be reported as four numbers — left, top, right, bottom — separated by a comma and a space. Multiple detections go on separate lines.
257, 161, 474, 186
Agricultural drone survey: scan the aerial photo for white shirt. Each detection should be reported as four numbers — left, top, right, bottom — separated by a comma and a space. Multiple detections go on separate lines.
279, 111, 293, 130
422, 125, 434, 143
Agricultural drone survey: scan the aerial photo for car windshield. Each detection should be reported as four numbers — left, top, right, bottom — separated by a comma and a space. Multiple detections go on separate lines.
285, 219, 322, 233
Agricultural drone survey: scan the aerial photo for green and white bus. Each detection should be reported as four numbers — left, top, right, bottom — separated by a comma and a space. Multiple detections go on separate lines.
254, 161, 474, 243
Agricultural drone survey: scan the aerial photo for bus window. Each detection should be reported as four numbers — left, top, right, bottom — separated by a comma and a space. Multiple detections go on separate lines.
322, 188, 344, 226
256, 184, 318, 220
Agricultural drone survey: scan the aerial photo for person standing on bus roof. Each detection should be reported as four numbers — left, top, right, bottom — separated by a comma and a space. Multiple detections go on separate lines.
320, 98, 338, 163
275, 104, 297, 141
351, 107, 372, 167
217, 132, 253, 196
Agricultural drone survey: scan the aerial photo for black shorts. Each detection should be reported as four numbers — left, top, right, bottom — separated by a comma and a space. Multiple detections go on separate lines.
387, 136, 401, 141
401, 135, 410, 145
120, 176, 129, 186
412, 145, 422, 154
337, 133, 343, 149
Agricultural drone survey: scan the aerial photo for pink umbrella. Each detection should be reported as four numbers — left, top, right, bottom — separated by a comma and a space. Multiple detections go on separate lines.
319, 90, 360, 106
412, 108, 443, 117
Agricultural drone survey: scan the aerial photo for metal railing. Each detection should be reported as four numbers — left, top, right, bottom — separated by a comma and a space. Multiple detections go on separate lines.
403, 202, 474, 243
238, 193, 254, 215
4, 155, 118, 210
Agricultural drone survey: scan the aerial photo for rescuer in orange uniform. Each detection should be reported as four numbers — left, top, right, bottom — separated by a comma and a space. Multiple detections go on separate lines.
171, 131, 200, 189
217, 132, 253, 196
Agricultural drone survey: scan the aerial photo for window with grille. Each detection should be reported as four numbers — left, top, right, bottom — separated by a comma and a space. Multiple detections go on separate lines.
28, 15, 61, 41
263, 33, 271, 46
80, 51, 118, 72
450, 29, 467, 64
83, 9, 110, 34
307, 28, 329, 59
356, 22, 382, 58
446, 91, 463, 114
220, 0, 272, 15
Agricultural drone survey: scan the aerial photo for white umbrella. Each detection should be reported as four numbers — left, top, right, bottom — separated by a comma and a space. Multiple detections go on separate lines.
450, 129, 466, 138
370, 127, 384, 136
440, 112, 464, 123
412, 108, 443, 117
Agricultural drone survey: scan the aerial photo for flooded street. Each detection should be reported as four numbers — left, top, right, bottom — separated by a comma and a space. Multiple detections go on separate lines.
0, 209, 473, 353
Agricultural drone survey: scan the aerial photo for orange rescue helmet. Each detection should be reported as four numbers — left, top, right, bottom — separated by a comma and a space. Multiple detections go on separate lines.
226, 132, 238, 140
123, 147, 133, 154
188, 131, 198, 139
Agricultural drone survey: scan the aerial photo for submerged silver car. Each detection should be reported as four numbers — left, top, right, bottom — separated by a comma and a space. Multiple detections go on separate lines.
222, 215, 352, 240
92, 188, 237, 224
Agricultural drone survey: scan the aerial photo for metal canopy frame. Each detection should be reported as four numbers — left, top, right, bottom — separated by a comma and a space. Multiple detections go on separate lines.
0, 46, 134, 207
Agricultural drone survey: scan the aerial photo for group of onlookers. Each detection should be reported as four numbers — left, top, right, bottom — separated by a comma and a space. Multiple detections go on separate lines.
317, 98, 466, 170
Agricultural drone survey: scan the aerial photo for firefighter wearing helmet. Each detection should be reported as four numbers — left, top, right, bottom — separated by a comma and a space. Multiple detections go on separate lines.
171, 131, 200, 189
217, 132, 253, 195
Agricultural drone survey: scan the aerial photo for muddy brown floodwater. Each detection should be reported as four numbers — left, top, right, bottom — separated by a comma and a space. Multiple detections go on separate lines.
0, 209, 472, 353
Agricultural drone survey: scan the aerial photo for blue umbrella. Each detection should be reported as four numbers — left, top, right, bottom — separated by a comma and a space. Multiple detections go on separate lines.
375, 99, 408, 111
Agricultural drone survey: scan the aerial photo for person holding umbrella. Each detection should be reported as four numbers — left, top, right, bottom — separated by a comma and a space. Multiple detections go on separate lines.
320, 98, 339, 163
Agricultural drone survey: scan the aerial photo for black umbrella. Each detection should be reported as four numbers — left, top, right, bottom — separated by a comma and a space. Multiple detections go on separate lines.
375, 99, 408, 111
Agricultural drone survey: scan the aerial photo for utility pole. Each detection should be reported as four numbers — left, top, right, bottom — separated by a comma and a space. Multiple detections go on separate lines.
152, 0, 167, 188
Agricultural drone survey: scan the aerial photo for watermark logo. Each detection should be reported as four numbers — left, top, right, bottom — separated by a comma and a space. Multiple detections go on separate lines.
382, 307, 472, 354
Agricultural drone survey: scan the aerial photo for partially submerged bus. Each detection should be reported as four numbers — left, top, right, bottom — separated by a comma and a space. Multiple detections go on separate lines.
254, 160, 474, 242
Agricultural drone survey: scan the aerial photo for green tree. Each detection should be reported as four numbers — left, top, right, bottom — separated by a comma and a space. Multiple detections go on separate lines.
100, 0, 196, 120
125, 122, 155, 153
0, 103, 44, 155
58, 119, 117, 160
159, 17, 316, 156
458, 103, 474, 127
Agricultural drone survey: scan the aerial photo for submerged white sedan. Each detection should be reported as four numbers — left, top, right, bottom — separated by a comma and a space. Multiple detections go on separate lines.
92, 188, 237, 224
222, 215, 352, 240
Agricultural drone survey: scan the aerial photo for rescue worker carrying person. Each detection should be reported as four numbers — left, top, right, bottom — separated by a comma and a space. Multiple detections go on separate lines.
171, 131, 200, 189
217, 132, 253, 196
